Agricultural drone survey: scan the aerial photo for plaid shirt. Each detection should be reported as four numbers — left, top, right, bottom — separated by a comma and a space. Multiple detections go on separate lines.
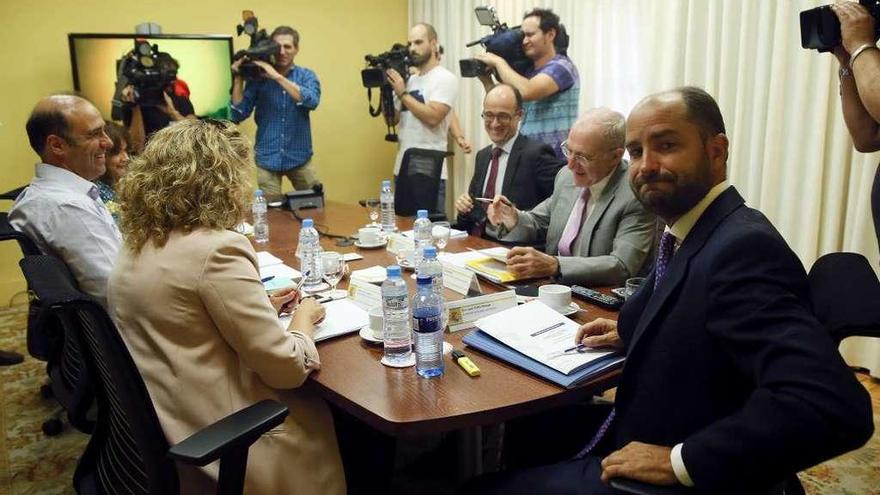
231, 65, 321, 171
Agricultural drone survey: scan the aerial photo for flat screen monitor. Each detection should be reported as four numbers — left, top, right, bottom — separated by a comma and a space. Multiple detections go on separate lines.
68, 33, 234, 120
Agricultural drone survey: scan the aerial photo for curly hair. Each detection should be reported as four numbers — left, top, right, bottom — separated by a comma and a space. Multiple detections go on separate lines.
117, 119, 253, 253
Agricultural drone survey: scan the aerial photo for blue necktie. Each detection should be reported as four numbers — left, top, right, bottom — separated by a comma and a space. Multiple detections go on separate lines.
574, 409, 615, 458
654, 231, 677, 290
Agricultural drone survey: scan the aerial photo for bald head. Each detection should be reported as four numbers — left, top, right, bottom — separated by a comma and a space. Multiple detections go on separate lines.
484, 84, 522, 111
26, 95, 92, 155
564, 107, 626, 187
569, 107, 626, 150
631, 86, 726, 140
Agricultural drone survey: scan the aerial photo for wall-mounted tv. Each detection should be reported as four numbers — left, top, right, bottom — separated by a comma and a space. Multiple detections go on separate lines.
68, 33, 234, 120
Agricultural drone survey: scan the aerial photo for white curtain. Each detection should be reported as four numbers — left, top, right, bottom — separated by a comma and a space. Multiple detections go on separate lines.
411, 0, 880, 375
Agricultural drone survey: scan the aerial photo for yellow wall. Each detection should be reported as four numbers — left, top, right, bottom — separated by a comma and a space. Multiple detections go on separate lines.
0, 0, 408, 300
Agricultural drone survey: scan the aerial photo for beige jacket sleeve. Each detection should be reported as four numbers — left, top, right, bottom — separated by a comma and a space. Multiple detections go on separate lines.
198, 233, 320, 389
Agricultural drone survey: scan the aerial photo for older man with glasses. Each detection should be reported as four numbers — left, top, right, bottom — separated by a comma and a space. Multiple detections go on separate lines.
454, 84, 562, 238
487, 107, 656, 286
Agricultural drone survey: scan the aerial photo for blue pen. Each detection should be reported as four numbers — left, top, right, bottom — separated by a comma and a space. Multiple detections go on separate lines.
261, 276, 275, 283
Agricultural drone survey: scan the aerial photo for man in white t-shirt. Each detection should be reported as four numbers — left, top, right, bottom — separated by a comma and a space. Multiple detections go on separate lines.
386, 22, 459, 215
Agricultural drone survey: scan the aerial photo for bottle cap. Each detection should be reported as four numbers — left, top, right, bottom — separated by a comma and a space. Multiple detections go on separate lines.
423, 246, 437, 258
382, 179, 391, 187
416, 275, 432, 285
386, 265, 402, 278
254, 189, 263, 197
302, 218, 314, 228
417, 209, 428, 219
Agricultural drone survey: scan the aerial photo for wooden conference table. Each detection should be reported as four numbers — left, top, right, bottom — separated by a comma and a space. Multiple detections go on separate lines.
261, 201, 620, 439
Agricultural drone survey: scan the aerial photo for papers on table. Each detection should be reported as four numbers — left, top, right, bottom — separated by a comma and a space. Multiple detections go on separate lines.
386, 233, 415, 255
279, 298, 369, 342
474, 300, 613, 375
446, 290, 516, 333
256, 251, 302, 291
350, 265, 387, 284
347, 278, 383, 310
400, 227, 468, 240
440, 248, 522, 284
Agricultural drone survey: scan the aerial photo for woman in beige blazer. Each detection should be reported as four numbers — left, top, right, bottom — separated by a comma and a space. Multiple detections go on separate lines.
108, 119, 345, 494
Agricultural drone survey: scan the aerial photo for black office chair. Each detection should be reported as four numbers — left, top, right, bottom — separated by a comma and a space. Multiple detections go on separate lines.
394, 147, 451, 220
20, 254, 289, 495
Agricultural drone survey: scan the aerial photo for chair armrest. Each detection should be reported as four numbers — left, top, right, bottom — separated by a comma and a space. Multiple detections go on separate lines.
167, 399, 289, 466
610, 479, 691, 495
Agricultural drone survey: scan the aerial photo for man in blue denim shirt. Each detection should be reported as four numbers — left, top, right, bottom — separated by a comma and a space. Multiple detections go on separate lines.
231, 26, 321, 199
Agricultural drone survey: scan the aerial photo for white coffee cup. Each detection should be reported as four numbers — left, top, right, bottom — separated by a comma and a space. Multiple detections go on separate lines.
369, 306, 384, 340
539, 284, 572, 312
358, 227, 382, 245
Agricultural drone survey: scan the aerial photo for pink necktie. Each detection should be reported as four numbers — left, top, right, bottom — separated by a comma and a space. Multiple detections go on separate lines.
557, 188, 590, 256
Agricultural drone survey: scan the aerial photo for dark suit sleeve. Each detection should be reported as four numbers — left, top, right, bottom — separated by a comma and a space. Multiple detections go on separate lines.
680, 228, 873, 491
455, 148, 489, 231
529, 142, 563, 204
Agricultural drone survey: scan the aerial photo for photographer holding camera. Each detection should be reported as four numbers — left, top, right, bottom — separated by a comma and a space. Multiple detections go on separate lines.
831, 1, 880, 249
120, 57, 195, 154
475, 8, 579, 160
386, 22, 459, 215
231, 26, 321, 200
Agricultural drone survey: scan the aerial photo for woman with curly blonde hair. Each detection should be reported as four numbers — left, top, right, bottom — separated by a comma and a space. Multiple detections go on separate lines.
108, 119, 345, 494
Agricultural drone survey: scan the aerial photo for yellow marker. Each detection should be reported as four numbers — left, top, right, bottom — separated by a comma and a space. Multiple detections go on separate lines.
451, 350, 481, 377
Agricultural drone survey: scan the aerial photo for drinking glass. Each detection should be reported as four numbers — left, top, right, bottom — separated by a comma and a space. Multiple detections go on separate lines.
624, 277, 646, 300
321, 252, 347, 299
432, 221, 451, 251
365, 199, 381, 227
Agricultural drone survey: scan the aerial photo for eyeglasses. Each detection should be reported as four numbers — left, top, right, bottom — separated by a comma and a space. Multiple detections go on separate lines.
481, 112, 515, 124
561, 140, 617, 166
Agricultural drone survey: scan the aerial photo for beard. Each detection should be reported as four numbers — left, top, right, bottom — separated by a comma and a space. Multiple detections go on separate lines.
409, 50, 430, 67
630, 157, 713, 222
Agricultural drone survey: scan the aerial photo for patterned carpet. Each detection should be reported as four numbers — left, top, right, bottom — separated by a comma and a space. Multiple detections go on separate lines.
0, 301, 878, 494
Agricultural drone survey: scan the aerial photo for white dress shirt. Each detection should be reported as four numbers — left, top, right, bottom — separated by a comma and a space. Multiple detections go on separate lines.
10, 163, 122, 307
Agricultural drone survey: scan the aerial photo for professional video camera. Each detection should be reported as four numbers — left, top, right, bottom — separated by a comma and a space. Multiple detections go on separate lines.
232, 10, 280, 80
801, 0, 880, 51
110, 40, 178, 120
361, 43, 412, 142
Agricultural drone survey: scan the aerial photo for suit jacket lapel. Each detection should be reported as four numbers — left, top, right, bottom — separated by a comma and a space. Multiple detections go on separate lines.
471, 146, 491, 198
501, 135, 525, 196
576, 164, 624, 256
627, 187, 746, 354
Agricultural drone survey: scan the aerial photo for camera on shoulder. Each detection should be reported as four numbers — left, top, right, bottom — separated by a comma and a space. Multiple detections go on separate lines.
360, 43, 413, 142
800, 0, 880, 51
110, 40, 178, 120
232, 10, 280, 80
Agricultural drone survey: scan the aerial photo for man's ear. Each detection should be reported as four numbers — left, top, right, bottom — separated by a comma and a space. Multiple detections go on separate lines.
45, 134, 68, 156
706, 133, 729, 177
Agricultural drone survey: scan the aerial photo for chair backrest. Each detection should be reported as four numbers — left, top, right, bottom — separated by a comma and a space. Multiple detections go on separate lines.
808, 252, 880, 343
394, 148, 450, 217
0, 211, 41, 256
20, 255, 179, 495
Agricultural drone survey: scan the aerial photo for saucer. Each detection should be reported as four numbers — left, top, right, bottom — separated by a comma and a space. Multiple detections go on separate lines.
555, 302, 581, 316
359, 326, 383, 345
381, 354, 416, 368
354, 239, 388, 249
398, 259, 416, 270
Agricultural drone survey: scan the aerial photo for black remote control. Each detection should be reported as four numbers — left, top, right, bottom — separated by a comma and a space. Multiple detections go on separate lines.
571, 285, 624, 310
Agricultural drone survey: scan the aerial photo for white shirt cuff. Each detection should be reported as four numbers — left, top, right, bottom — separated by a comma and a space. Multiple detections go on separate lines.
671, 443, 695, 487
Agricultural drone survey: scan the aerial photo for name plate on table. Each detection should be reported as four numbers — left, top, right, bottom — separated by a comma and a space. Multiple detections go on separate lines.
386, 233, 415, 255
441, 260, 481, 296
347, 278, 382, 310
446, 290, 517, 333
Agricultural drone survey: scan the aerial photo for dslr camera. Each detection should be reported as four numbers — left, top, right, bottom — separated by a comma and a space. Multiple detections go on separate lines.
361, 43, 412, 142
232, 10, 280, 80
111, 40, 178, 120
801, 0, 880, 51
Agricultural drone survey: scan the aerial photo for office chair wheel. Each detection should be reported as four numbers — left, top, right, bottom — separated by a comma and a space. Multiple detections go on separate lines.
40, 384, 53, 399
42, 418, 63, 436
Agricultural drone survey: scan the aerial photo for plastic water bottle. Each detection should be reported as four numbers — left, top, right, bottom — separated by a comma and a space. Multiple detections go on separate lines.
381, 265, 412, 365
412, 209, 432, 266
252, 189, 269, 244
417, 246, 444, 297
412, 275, 444, 378
297, 218, 324, 291
380, 180, 396, 233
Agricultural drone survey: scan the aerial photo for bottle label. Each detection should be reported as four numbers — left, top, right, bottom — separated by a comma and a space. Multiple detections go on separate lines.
413, 313, 442, 333
383, 294, 408, 311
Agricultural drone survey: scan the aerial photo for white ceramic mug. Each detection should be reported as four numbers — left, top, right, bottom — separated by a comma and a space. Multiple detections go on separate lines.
539, 284, 572, 312
369, 306, 384, 340
358, 227, 382, 245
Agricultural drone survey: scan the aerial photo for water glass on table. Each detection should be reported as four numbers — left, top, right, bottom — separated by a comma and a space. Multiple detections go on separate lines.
321, 251, 347, 299
365, 199, 381, 227
431, 221, 451, 251
624, 277, 646, 299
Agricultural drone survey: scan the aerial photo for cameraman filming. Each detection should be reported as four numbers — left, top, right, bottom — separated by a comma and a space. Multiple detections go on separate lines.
231, 26, 321, 200
121, 59, 194, 154
832, 1, 880, 250
475, 8, 579, 160
386, 23, 459, 215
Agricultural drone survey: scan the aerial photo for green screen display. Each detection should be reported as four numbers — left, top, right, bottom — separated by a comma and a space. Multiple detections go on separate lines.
69, 34, 233, 120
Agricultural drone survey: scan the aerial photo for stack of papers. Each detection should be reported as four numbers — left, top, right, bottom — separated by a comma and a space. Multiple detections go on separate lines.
463, 301, 624, 388
401, 227, 469, 240
457, 247, 526, 284
256, 251, 302, 291
279, 298, 369, 342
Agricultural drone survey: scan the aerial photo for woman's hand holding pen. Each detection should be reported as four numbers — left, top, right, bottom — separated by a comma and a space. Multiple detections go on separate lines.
287, 297, 325, 339
576, 318, 623, 350
486, 195, 518, 230
269, 287, 300, 315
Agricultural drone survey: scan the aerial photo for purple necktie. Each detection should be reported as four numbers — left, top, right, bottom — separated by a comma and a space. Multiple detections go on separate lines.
471, 147, 503, 236
654, 231, 677, 290
574, 409, 615, 458
557, 188, 590, 256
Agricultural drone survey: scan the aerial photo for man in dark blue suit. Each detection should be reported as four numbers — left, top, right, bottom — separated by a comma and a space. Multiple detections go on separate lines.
462, 87, 873, 494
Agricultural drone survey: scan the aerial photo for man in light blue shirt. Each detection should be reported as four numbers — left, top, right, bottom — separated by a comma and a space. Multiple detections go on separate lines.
231, 26, 321, 200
